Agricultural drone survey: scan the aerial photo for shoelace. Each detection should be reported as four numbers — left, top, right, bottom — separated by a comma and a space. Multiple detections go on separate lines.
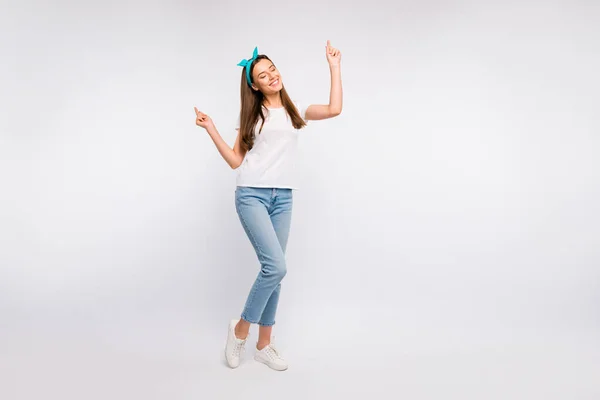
265, 344, 282, 360
233, 339, 246, 357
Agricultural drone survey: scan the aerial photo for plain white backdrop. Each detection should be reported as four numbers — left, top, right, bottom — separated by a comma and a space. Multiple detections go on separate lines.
1, 0, 599, 398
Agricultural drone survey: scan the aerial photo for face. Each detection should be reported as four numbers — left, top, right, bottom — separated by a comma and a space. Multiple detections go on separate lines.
251, 59, 283, 94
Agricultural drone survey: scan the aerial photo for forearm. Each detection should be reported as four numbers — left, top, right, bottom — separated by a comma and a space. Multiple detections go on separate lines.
206, 126, 243, 169
328, 64, 343, 115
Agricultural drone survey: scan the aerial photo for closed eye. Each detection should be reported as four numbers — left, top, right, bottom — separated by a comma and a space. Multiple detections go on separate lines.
259, 65, 276, 79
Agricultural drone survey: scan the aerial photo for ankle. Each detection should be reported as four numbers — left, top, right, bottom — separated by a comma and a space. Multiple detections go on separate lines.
234, 325, 248, 340
256, 341, 270, 350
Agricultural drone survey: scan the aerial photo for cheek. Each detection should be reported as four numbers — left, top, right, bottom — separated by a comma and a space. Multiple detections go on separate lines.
262, 80, 274, 90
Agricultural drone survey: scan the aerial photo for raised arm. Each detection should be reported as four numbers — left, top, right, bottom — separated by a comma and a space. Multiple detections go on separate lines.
305, 40, 343, 121
194, 107, 246, 169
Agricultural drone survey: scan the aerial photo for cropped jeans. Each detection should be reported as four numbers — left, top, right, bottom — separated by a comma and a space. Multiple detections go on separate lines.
235, 186, 293, 326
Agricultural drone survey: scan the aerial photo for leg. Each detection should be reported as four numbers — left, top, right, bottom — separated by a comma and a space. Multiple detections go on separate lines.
235, 187, 288, 326
258, 189, 293, 339
234, 318, 251, 340
257, 325, 273, 350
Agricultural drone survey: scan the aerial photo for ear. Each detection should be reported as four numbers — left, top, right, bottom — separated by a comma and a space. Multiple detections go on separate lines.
251, 84, 259, 91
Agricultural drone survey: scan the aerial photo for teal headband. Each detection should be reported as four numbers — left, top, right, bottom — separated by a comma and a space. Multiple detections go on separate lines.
237, 46, 259, 86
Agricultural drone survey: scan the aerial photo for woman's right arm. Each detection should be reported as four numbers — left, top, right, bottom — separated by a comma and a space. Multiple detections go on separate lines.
194, 107, 246, 169
206, 126, 245, 169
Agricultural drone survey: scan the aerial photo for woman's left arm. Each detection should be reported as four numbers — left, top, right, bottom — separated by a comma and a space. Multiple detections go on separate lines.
305, 40, 343, 121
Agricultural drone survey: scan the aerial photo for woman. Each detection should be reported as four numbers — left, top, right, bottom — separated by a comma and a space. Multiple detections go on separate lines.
193, 40, 342, 371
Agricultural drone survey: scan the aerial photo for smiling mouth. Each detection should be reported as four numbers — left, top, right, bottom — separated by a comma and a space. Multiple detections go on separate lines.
269, 79, 279, 87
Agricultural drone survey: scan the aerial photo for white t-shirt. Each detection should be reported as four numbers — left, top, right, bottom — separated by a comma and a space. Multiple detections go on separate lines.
235, 101, 308, 190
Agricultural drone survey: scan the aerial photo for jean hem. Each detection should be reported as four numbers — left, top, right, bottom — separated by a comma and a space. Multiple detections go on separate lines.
240, 313, 260, 325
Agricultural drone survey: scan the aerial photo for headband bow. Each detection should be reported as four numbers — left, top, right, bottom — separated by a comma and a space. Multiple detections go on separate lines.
237, 46, 259, 86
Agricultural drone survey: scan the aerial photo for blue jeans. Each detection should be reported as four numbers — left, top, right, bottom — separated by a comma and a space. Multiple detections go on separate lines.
235, 187, 293, 326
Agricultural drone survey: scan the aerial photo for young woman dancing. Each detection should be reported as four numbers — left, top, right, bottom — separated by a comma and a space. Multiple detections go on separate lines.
194, 40, 342, 371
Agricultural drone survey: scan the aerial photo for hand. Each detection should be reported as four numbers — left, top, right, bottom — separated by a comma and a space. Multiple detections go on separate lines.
325, 40, 341, 66
194, 107, 214, 130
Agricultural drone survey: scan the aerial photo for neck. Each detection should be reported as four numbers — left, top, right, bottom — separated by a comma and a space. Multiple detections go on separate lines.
263, 93, 282, 108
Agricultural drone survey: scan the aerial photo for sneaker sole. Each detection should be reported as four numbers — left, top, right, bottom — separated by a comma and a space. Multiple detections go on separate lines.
254, 354, 288, 371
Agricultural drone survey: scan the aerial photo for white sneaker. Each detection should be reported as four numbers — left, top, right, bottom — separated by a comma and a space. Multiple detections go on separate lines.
254, 341, 288, 371
224, 319, 247, 368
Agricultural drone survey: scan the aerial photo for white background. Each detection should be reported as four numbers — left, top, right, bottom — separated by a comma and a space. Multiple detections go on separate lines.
1, 0, 599, 398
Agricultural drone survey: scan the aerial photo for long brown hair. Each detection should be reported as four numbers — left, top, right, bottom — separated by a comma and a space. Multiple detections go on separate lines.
238, 54, 306, 152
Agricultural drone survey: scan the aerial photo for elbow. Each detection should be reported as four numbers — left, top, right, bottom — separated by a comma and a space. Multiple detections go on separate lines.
329, 103, 342, 117
230, 158, 243, 170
